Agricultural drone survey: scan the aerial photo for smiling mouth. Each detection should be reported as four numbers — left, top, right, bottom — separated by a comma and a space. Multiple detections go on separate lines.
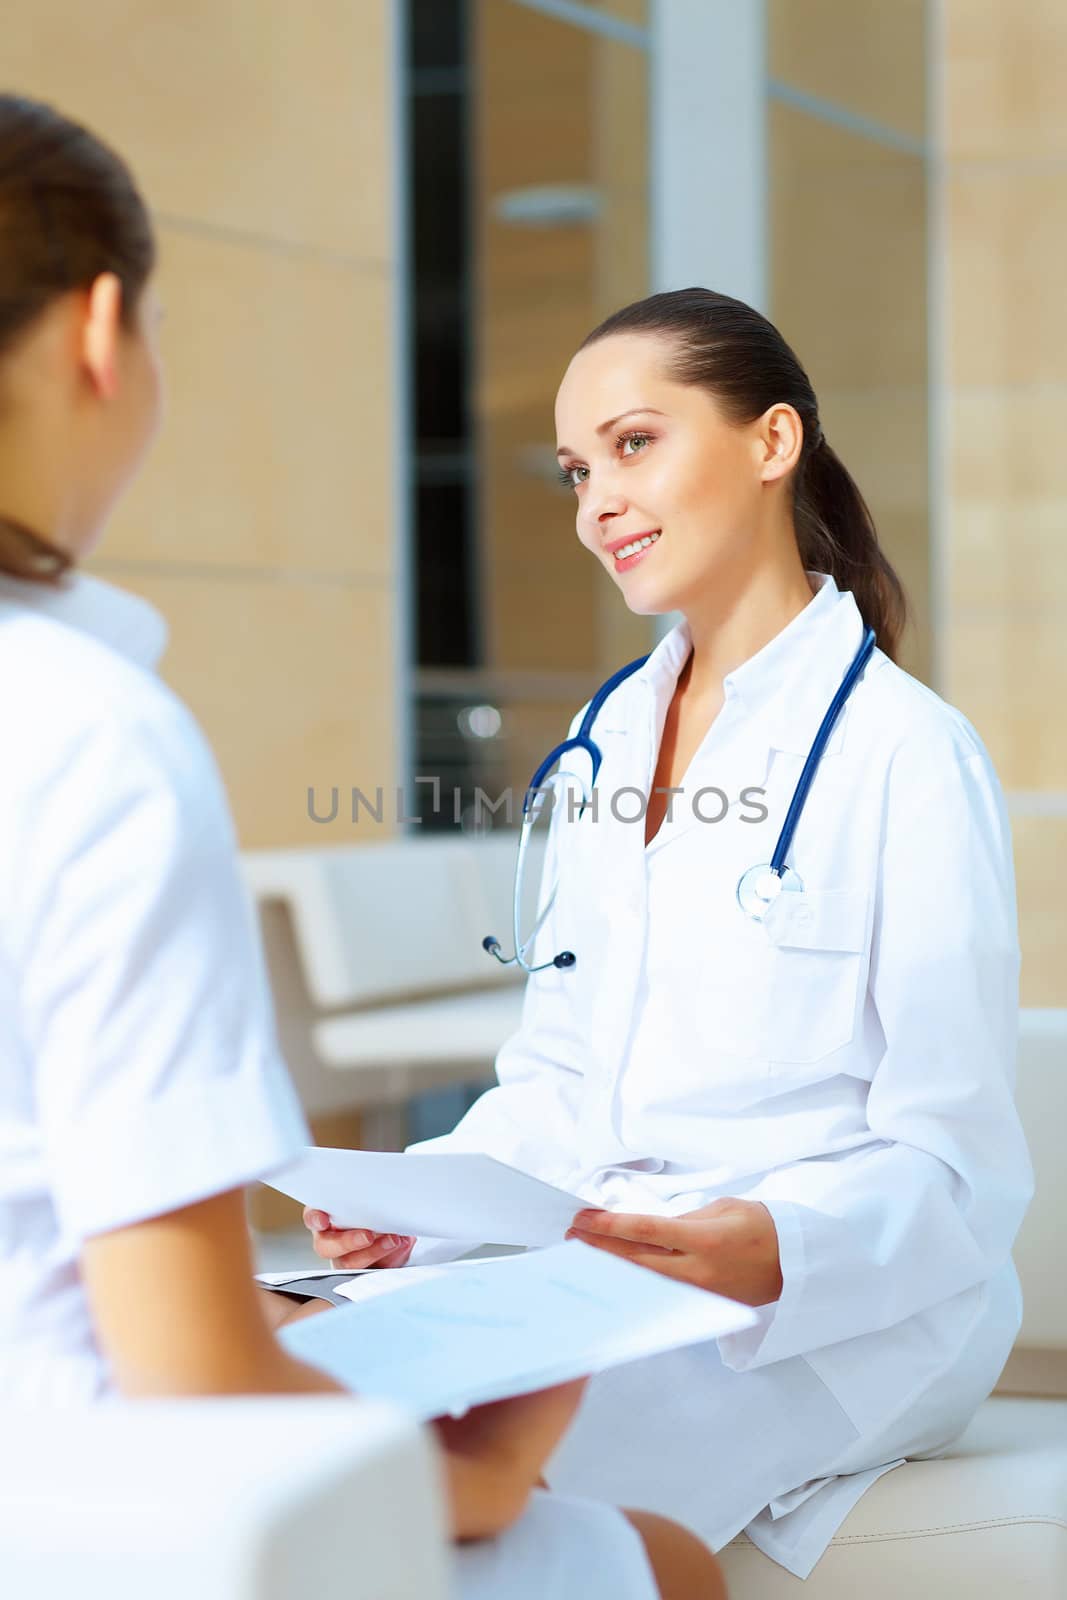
612, 530, 661, 570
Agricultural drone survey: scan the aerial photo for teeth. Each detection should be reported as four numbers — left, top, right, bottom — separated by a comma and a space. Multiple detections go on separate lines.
615, 532, 661, 561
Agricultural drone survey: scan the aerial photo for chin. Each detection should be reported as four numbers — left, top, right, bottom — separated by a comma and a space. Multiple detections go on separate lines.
616, 578, 680, 619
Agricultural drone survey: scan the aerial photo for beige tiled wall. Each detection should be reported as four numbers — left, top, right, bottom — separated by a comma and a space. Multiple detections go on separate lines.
769, 94, 931, 684
768, 0, 927, 140
943, 1, 1067, 1004
9, 0, 397, 849
474, 0, 653, 803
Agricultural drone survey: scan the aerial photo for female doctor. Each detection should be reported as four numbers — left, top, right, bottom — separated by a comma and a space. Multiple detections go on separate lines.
0, 95, 722, 1600
308, 287, 1034, 1579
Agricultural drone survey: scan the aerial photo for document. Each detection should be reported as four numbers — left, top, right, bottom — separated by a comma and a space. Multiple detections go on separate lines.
256, 1257, 507, 1307
277, 1240, 758, 1419
264, 1146, 589, 1247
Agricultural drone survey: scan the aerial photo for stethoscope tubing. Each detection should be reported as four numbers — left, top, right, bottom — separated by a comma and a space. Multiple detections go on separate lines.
489, 626, 878, 969
769, 626, 877, 875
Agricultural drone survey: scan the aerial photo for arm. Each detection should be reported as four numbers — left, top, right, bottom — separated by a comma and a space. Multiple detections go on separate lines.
83, 1187, 586, 1542
717, 738, 1034, 1369
82, 1188, 341, 1396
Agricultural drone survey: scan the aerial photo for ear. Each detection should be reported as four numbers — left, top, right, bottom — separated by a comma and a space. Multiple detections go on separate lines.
756, 403, 804, 483
81, 273, 124, 400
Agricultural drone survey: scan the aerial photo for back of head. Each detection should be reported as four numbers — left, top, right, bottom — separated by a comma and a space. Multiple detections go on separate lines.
581, 288, 907, 662
0, 94, 155, 584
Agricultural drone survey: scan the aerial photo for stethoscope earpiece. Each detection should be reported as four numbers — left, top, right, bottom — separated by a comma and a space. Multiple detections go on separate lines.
553, 951, 576, 969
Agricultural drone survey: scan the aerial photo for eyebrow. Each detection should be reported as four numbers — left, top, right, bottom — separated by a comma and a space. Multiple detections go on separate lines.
556, 408, 666, 458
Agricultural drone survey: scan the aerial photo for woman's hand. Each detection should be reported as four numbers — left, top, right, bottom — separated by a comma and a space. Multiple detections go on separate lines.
566, 1197, 784, 1307
434, 1379, 588, 1540
303, 1207, 416, 1269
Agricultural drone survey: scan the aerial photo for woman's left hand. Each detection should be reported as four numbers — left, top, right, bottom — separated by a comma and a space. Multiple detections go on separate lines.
566, 1197, 784, 1307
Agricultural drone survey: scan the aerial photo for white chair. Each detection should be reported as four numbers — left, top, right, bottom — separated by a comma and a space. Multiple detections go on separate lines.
719, 1008, 1067, 1597
0, 1398, 450, 1600
243, 835, 543, 1126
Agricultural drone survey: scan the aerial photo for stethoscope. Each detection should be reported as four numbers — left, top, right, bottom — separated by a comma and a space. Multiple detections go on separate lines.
483, 627, 877, 975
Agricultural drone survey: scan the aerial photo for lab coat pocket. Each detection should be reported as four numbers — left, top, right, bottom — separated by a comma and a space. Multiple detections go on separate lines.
761, 888, 869, 1065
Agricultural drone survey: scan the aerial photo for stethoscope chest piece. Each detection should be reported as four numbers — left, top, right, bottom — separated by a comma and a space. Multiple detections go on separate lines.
736, 862, 804, 922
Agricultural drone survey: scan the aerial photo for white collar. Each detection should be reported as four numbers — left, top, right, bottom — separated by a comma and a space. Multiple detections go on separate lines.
0, 570, 168, 672
615, 573, 876, 756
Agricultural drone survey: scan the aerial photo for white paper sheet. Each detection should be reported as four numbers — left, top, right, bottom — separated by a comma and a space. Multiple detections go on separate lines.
264, 1146, 588, 1247
277, 1240, 758, 1419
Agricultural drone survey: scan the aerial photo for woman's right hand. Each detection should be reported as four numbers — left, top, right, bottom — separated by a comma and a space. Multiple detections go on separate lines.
303, 1207, 416, 1269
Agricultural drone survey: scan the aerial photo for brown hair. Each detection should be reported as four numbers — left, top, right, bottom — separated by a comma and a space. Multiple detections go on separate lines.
580, 287, 907, 660
0, 93, 155, 583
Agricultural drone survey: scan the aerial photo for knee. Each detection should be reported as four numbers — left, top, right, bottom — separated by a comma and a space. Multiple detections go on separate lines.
622, 1509, 727, 1600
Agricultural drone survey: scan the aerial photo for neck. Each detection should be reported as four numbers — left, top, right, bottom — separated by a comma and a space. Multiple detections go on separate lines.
679, 555, 817, 704
0, 421, 82, 560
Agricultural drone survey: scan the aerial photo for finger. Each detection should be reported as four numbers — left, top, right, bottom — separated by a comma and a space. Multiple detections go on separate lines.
303, 1208, 331, 1232
312, 1227, 376, 1261
372, 1238, 416, 1269
566, 1228, 695, 1280
566, 1227, 662, 1260
334, 1235, 414, 1270
570, 1209, 681, 1251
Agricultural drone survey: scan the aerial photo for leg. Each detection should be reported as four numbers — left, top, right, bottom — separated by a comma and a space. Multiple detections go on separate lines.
624, 1509, 727, 1600
453, 1491, 652, 1598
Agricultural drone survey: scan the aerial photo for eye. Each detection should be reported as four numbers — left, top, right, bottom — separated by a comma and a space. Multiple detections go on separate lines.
619, 431, 652, 456
557, 463, 589, 489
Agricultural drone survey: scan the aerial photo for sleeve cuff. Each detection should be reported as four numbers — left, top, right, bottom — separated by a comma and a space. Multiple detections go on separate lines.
49, 1049, 309, 1243
717, 1196, 808, 1371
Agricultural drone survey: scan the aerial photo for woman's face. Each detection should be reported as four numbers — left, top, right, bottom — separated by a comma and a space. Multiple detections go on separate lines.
554, 332, 774, 617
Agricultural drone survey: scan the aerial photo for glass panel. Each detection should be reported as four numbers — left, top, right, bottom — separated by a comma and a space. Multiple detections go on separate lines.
411, 0, 466, 70
768, 0, 927, 141
472, 0, 654, 810
411, 88, 468, 444
415, 481, 477, 667
583, 0, 648, 25
769, 101, 930, 679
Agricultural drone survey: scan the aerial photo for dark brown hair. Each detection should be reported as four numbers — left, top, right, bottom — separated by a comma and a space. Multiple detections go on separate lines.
580, 287, 907, 660
0, 93, 156, 583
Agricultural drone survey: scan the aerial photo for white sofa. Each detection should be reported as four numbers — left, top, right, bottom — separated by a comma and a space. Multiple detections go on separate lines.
719, 1008, 1067, 1596
243, 835, 544, 1126
0, 1398, 449, 1600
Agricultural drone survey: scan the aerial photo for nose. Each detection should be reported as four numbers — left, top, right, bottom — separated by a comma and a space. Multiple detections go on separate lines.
578, 483, 627, 540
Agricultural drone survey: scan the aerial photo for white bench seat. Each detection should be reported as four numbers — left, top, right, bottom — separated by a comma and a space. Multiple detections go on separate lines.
243, 837, 540, 1121
722, 1395, 1067, 1597
314, 985, 525, 1070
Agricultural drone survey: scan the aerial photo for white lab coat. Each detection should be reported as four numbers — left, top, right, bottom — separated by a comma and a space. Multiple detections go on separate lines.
0, 573, 658, 1600
412, 572, 1033, 1577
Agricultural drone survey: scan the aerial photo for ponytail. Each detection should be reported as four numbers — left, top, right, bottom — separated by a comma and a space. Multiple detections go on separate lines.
0, 516, 73, 585
794, 439, 905, 661
579, 288, 908, 661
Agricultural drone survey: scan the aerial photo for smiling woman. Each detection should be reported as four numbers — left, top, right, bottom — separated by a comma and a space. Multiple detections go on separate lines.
553, 288, 904, 659
311, 286, 1032, 1580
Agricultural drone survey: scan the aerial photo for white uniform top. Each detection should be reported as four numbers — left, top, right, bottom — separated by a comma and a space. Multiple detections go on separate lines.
413, 572, 1033, 1575
0, 573, 307, 1407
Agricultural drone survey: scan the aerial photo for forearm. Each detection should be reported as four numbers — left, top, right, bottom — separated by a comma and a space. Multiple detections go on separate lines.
117, 1328, 344, 1398
441, 1452, 529, 1542
720, 1141, 1022, 1370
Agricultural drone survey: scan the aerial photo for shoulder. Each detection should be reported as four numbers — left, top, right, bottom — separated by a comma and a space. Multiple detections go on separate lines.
853, 654, 1009, 851
856, 651, 997, 780
0, 605, 222, 825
